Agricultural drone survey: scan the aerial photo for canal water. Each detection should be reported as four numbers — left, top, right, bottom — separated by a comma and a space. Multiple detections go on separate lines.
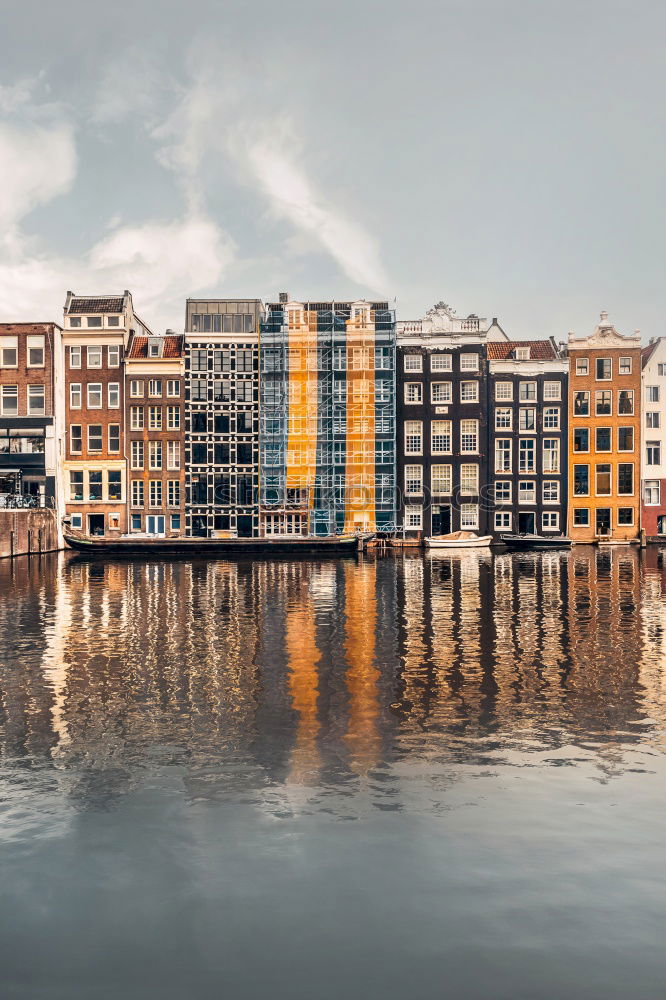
1, 548, 666, 999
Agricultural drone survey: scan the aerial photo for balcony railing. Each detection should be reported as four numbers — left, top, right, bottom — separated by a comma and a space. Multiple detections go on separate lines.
0, 494, 54, 510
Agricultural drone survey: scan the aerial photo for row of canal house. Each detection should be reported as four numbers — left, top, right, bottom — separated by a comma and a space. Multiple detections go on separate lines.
1, 291, 665, 543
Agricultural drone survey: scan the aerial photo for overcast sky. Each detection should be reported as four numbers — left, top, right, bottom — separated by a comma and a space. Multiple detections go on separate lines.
0, 0, 664, 339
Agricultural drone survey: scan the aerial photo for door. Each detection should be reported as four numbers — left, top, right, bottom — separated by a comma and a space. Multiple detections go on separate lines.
595, 508, 611, 536
518, 512, 535, 534
237, 515, 253, 538
431, 505, 451, 536
87, 513, 105, 536
146, 515, 165, 535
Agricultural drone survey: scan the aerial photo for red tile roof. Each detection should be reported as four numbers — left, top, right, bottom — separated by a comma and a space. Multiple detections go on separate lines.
487, 340, 558, 360
127, 335, 184, 359
0, 322, 60, 333
641, 341, 659, 367
68, 297, 125, 314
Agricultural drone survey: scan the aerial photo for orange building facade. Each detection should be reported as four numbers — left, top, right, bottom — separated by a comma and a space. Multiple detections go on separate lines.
567, 313, 642, 543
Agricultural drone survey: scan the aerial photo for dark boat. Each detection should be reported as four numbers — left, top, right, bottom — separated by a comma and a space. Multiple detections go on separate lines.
501, 533, 571, 551
63, 530, 366, 557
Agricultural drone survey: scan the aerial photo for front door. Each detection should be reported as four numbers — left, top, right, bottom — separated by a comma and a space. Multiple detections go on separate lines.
146, 515, 165, 535
518, 512, 535, 534
88, 513, 105, 536
596, 508, 611, 536
431, 505, 451, 536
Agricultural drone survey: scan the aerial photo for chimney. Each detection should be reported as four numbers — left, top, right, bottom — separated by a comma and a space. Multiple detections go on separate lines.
279, 291, 289, 304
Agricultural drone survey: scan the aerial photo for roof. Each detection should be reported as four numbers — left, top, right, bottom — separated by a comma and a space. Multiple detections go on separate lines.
67, 297, 125, 314
0, 322, 61, 333
642, 341, 660, 367
127, 335, 184, 359
487, 340, 557, 360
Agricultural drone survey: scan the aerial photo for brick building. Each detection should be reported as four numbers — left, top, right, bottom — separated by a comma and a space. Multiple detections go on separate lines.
568, 313, 642, 543
640, 337, 666, 540
0, 322, 63, 506
125, 332, 185, 536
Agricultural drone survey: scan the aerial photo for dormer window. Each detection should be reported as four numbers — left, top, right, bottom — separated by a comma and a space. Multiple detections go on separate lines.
515, 347, 530, 360
108, 316, 120, 327
148, 338, 163, 358
87, 316, 102, 328
68, 317, 81, 328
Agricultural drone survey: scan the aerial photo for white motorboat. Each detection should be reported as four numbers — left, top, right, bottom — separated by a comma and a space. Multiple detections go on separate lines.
425, 531, 492, 549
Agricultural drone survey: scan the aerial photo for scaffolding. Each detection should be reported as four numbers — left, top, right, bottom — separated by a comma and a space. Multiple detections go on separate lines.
259, 300, 396, 536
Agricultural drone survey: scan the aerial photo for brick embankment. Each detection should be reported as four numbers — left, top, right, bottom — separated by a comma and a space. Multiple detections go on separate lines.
0, 509, 60, 559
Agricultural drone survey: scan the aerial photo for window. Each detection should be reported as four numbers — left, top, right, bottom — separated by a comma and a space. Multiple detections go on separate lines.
405, 382, 422, 404
515, 347, 530, 360
237, 381, 253, 403
573, 508, 590, 527
494, 480, 512, 502
404, 355, 422, 372
495, 512, 512, 530
595, 390, 612, 415
88, 470, 102, 499
87, 317, 102, 329
595, 427, 611, 452
618, 390, 634, 415
108, 424, 120, 453
543, 382, 561, 401
88, 425, 103, 452
71, 514, 82, 529
167, 379, 180, 397
596, 358, 612, 380
404, 421, 422, 454
130, 406, 144, 430
460, 464, 479, 494
108, 383, 120, 408
375, 348, 391, 370
405, 465, 423, 495
69, 470, 84, 501
70, 425, 82, 453
236, 349, 253, 373
68, 317, 81, 329
431, 465, 452, 494
659, 364, 666, 377
646, 412, 660, 429
519, 438, 535, 472
27, 335, 45, 367
148, 406, 162, 430
108, 316, 120, 328
495, 407, 512, 429
167, 441, 180, 470
618, 464, 634, 495
646, 441, 661, 465
149, 441, 162, 470
1, 385, 18, 415
70, 383, 82, 408
647, 386, 660, 403
460, 419, 478, 453
460, 381, 479, 402
519, 408, 536, 431
27, 385, 45, 415
460, 504, 479, 529
460, 353, 479, 371
0, 336, 18, 367
405, 506, 423, 529
170, 514, 181, 532
149, 481, 163, 508
69, 346, 81, 368
149, 379, 162, 397
87, 346, 102, 368
131, 481, 144, 508
618, 508, 634, 526
167, 405, 180, 430
431, 382, 452, 403
495, 382, 513, 401
495, 439, 512, 473
575, 358, 589, 375
107, 345, 120, 367
350, 347, 370, 370
618, 427, 634, 451
430, 354, 452, 371
619, 357, 632, 375
518, 481, 536, 503
108, 470, 122, 501
130, 380, 144, 397
425, 421, 451, 456
596, 463, 612, 495
87, 383, 102, 408
574, 391, 590, 416
131, 441, 144, 470
574, 465, 589, 495
542, 512, 559, 530
167, 481, 181, 507
644, 480, 661, 505
519, 381, 536, 401
190, 349, 208, 372
543, 407, 560, 429
191, 379, 207, 402
543, 480, 560, 502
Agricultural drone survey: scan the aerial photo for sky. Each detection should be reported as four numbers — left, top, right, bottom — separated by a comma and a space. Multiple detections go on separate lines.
0, 0, 664, 340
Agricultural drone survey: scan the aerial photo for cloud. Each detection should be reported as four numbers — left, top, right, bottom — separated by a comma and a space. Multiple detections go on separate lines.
0, 119, 76, 234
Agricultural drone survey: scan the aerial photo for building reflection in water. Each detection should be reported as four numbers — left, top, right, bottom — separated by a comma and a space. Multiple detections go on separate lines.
1, 545, 666, 816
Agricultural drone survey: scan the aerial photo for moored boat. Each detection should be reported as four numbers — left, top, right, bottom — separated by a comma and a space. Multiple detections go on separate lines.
425, 531, 492, 549
62, 530, 365, 557
501, 533, 571, 550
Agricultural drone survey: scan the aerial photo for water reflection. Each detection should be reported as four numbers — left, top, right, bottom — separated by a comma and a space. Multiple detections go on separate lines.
1, 547, 666, 822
